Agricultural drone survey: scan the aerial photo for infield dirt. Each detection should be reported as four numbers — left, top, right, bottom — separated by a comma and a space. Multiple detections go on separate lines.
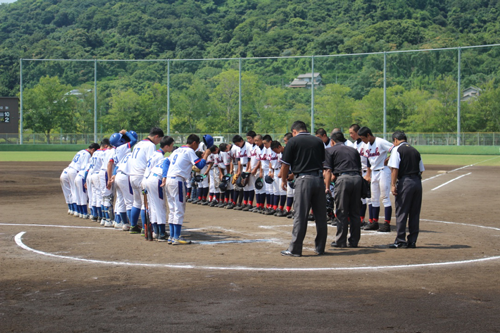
1, 162, 499, 332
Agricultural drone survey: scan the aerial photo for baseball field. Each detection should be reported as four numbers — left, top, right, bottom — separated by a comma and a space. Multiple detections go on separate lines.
1, 155, 499, 332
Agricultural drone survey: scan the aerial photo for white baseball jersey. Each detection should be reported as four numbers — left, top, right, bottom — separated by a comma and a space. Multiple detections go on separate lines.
129, 139, 156, 176
113, 143, 132, 165
353, 139, 369, 170
249, 144, 261, 169
167, 146, 202, 179
237, 142, 253, 166
89, 149, 104, 174
218, 151, 230, 173
144, 149, 165, 178
196, 141, 207, 152
260, 147, 272, 173
364, 137, 393, 171
101, 149, 115, 172
230, 144, 240, 172
345, 140, 354, 147
117, 152, 132, 174
269, 150, 279, 170
68, 149, 92, 172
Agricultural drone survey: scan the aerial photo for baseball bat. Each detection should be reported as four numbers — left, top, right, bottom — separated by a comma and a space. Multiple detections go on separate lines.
143, 190, 153, 241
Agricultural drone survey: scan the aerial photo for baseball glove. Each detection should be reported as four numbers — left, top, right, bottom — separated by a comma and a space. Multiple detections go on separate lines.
232, 173, 238, 185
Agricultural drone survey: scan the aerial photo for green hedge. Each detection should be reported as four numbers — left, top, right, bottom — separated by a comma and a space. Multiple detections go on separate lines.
414, 145, 500, 155
1, 144, 499, 155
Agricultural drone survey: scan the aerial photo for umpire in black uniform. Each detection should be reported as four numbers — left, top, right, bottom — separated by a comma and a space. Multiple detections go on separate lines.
280, 121, 327, 256
387, 131, 425, 248
324, 131, 363, 248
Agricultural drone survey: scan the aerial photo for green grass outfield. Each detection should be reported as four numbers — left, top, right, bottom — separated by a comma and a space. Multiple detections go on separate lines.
1, 151, 499, 166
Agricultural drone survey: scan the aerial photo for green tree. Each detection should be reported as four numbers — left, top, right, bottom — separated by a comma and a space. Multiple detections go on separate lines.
23, 76, 76, 143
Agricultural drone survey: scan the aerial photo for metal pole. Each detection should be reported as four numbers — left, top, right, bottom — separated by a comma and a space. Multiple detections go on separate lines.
19, 59, 23, 145
311, 56, 315, 133
167, 60, 170, 136
383, 52, 387, 140
457, 47, 461, 146
94, 59, 97, 142
239, 58, 242, 135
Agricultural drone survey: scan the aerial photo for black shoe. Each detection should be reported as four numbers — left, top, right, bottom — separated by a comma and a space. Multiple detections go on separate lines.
226, 203, 234, 209
281, 250, 301, 257
233, 204, 243, 211
187, 198, 192, 203
363, 222, 379, 230
308, 214, 315, 221
314, 250, 325, 255
242, 205, 251, 211
360, 221, 367, 228
348, 243, 358, 248
276, 209, 287, 217
378, 222, 391, 232
209, 200, 218, 207
191, 199, 199, 204
389, 242, 407, 248
287, 211, 294, 219
201, 200, 209, 206
331, 242, 347, 248
266, 208, 276, 215
406, 242, 416, 248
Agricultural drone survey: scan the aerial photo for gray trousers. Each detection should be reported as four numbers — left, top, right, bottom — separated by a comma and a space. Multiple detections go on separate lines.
395, 174, 422, 244
288, 175, 328, 255
334, 174, 362, 246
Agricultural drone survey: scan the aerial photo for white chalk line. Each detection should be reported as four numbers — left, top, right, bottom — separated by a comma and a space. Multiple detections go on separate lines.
422, 156, 498, 184
12, 217, 500, 271
0, 223, 116, 230
431, 172, 471, 191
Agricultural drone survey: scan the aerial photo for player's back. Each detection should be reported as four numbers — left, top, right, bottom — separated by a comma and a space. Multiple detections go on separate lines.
129, 139, 156, 176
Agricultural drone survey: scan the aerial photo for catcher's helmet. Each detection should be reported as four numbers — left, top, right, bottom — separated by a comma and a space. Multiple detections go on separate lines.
203, 134, 214, 149
264, 175, 274, 184
288, 180, 295, 189
255, 178, 264, 190
109, 133, 127, 147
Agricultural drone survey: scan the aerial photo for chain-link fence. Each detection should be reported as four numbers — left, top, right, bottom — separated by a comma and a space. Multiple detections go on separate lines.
13, 44, 500, 145
2, 132, 500, 146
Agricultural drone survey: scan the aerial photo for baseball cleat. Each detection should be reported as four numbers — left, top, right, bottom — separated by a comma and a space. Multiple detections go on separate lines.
68, 210, 73, 215
100, 219, 106, 226
157, 234, 167, 242
167, 237, 173, 245
122, 223, 131, 231
74, 212, 80, 217
129, 225, 141, 234
225, 203, 234, 209
114, 222, 124, 230
172, 237, 192, 245
104, 220, 113, 227
363, 222, 379, 231
378, 222, 391, 232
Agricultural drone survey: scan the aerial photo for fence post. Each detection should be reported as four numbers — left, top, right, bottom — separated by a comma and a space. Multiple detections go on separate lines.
94, 59, 97, 143
457, 47, 462, 146
19, 59, 23, 145
383, 51, 387, 140
239, 58, 242, 135
311, 56, 315, 133
167, 60, 170, 136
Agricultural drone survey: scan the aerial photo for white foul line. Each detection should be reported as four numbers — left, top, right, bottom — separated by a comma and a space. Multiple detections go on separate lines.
431, 172, 471, 191
13, 227, 500, 272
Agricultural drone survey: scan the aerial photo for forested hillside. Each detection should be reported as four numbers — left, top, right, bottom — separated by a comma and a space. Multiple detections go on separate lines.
2, 0, 500, 137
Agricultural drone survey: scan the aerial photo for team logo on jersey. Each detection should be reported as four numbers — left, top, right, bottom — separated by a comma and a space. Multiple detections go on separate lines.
366, 147, 380, 157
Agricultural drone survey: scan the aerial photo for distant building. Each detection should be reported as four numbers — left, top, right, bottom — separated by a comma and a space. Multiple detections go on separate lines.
288, 73, 322, 88
461, 86, 481, 102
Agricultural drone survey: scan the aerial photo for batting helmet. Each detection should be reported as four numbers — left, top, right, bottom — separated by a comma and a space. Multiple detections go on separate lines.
288, 180, 295, 189
241, 172, 250, 179
203, 135, 214, 149
264, 175, 274, 184
109, 133, 127, 147
236, 175, 245, 188
255, 177, 264, 190
219, 181, 228, 191
194, 175, 205, 182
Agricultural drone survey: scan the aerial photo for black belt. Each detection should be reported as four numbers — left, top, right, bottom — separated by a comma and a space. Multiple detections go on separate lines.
339, 172, 359, 176
296, 170, 322, 177
373, 168, 385, 172
399, 173, 420, 179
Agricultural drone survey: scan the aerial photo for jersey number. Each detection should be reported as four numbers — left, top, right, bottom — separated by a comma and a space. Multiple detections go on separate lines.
171, 154, 178, 165
133, 148, 141, 159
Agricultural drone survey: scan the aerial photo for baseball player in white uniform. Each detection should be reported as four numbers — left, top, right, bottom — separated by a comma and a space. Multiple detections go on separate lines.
217, 143, 232, 207
163, 134, 210, 245
349, 124, 371, 226
65, 143, 99, 217
60, 167, 73, 215
128, 127, 164, 234
270, 140, 289, 217
143, 136, 175, 241
358, 126, 394, 232
229, 139, 243, 209
207, 145, 220, 206
249, 135, 265, 213
260, 135, 273, 213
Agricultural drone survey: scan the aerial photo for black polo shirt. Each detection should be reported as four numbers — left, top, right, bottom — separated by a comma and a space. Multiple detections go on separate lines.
282, 132, 325, 174
324, 144, 361, 176
396, 144, 422, 178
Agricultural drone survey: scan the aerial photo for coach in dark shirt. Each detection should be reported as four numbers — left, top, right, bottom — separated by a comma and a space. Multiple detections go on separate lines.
280, 120, 327, 256
324, 131, 363, 248
387, 131, 425, 248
